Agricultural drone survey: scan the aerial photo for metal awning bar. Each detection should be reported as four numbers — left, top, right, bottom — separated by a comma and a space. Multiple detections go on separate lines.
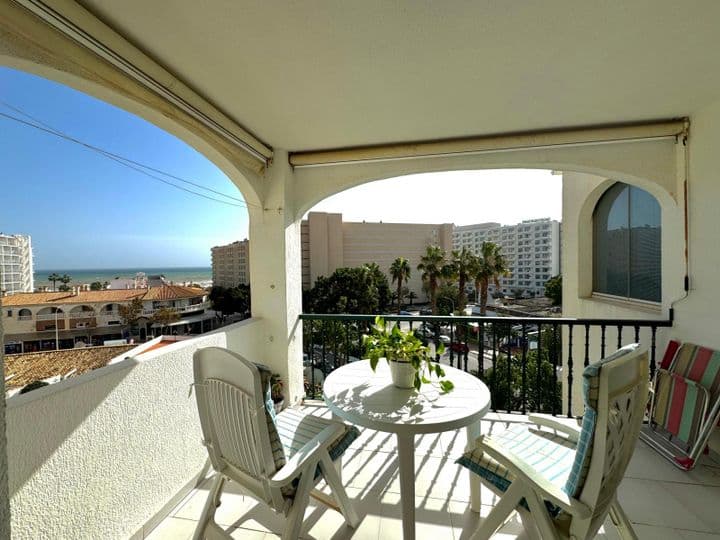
12, 0, 273, 166
290, 119, 688, 168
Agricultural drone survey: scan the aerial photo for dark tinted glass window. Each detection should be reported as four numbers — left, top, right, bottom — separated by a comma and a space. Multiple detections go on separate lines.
593, 183, 661, 302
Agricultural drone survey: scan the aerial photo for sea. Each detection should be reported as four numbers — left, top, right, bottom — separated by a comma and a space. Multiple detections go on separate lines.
34, 267, 213, 289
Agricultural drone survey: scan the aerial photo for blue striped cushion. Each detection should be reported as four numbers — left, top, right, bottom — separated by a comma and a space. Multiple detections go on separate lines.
276, 408, 360, 465
254, 363, 286, 473
457, 423, 576, 499
563, 343, 639, 497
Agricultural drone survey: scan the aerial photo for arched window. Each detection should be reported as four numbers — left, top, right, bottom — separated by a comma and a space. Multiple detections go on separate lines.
593, 182, 661, 302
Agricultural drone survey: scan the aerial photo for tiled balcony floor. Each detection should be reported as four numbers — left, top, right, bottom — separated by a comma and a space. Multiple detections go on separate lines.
150, 405, 720, 540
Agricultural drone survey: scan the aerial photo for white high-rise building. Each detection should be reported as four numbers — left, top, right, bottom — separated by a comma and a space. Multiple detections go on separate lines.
0, 234, 34, 294
453, 219, 560, 297
211, 239, 250, 288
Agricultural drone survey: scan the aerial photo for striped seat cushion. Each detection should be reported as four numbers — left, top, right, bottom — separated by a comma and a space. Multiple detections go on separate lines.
254, 363, 287, 473
276, 408, 360, 465
457, 423, 576, 496
652, 369, 710, 445
564, 343, 639, 497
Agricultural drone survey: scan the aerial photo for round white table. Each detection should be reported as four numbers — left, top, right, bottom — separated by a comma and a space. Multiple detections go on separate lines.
323, 360, 491, 540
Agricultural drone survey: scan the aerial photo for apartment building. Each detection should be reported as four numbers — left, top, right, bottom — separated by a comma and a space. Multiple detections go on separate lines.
301, 212, 454, 297
2, 285, 213, 354
211, 239, 250, 288
0, 233, 33, 294
453, 218, 561, 297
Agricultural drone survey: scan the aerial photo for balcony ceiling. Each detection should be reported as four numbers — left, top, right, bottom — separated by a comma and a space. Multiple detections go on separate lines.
79, 1, 720, 152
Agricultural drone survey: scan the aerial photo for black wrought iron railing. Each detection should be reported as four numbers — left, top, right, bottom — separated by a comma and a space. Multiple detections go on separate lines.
299, 313, 673, 417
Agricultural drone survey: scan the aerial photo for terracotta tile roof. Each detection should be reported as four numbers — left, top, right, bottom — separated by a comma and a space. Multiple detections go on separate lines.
142, 285, 206, 301
1, 286, 204, 307
3, 345, 136, 390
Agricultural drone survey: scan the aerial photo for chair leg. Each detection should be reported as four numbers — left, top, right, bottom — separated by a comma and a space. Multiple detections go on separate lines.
524, 488, 560, 540
282, 464, 315, 540
471, 481, 523, 540
609, 500, 638, 540
192, 473, 225, 540
320, 453, 360, 528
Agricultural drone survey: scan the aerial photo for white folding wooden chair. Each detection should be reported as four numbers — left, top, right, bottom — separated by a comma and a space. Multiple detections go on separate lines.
458, 343, 649, 539
192, 347, 360, 540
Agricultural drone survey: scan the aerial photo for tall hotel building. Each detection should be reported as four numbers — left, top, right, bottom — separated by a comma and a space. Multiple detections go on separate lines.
0, 234, 34, 294
453, 219, 560, 297
211, 239, 250, 288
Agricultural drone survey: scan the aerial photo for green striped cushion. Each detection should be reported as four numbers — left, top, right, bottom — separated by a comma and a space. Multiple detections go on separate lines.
457, 423, 576, 497
670, 344, 720, 403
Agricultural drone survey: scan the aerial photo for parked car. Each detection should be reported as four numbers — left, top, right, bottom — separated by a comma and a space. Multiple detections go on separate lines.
419, 308, 433, 315
399, 311, 413, 316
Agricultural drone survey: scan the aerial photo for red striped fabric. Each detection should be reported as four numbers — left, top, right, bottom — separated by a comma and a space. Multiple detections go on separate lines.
688, 347, 713, 382
660, 340, 681, 370
666, 377, 687, 436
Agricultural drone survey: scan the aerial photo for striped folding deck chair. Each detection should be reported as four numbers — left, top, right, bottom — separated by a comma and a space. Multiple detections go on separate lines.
640, 341, 720, 470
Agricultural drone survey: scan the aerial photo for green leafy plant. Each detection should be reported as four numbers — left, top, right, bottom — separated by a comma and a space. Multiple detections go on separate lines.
363, 316, 454, 393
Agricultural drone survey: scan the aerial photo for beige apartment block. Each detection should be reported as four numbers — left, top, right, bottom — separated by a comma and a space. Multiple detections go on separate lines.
301, 212, 453, 298
211, 239, 250, 288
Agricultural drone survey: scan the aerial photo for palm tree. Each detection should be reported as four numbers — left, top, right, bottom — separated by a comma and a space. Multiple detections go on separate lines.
450, 248, 478, 310
417, 246, 447, 315
473, 242, 510, 315
389, 257, 411, 314
407, 291, 418, 306
48, 272, 60, 292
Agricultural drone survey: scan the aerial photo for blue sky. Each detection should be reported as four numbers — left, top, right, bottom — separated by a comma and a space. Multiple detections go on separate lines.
0, 67, 562, 271
0, 67, 248, 270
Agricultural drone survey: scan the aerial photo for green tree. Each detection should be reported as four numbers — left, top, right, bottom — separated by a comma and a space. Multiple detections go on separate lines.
545, 274, 562, 306
57, 274, 72, 292
90, 281, 104, 291
436, 283, 459, 315
48, 272, 60, 292
450, 248, 477, 310
209, 285, 251, 316
417, 245, 447, 315
363, 262, 391, 312
473, 242, 510, 315
305, 266, 381, 314
118, 297, 144, 336
152, 307, 180, 334
406, 291, 418, 306
389, 257, 411, 314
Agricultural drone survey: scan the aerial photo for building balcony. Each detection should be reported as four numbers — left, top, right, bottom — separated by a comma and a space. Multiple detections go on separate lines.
6, 318, 717, 539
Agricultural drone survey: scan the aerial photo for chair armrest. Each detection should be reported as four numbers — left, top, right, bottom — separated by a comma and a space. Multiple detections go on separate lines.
268, 422, 345, 487
480, 437, 592, 519
528, 414, 581, 443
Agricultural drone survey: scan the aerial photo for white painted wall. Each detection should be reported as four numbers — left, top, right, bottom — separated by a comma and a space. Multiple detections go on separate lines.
562, 102, 720, 449
5, 318, 263, 539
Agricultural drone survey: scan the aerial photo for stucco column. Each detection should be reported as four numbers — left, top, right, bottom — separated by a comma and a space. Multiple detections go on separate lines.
0, 303, 10, 540
248, 150, 304, 404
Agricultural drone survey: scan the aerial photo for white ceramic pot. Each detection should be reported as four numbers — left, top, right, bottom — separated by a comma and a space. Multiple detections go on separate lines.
389, 360, 417, 389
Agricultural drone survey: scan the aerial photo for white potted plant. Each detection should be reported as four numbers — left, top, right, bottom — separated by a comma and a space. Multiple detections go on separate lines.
364, 316, 454, 392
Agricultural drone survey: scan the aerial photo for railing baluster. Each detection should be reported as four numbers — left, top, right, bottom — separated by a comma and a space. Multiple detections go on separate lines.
521, 324, 527, 415
309, 320, 315, 398
552, 323, 558, 416
321, 323, 327, 382
506, 323, 512, 414
345, 321, 350, 365
463, 323, 469, 372
600, 325, 607, 359
491, 323, 497, 412
617, 324, 623, 350
584, 324, 590, 367
634, 325, 640, 343
450, 321, 455, 368
650, 325, 658, 378
478, 322, 485, 378
536, 323, 543, 413
567, 324, 574, 417
333, 321, 339, 371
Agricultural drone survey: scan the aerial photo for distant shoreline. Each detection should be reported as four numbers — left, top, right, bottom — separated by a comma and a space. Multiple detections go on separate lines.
34, 267, 212, 288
